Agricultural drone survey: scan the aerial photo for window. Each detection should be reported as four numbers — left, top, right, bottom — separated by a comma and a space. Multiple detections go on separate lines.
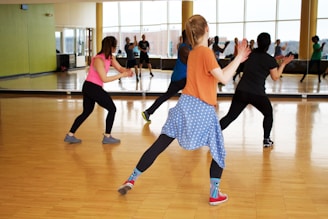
141, 1, 167, 25
317, 0, 328, 55
103, 2, 118, 27
63, 29, 74, 54
277, 0, 301, 20
168, 1, 181, 23
193, 0, 216, 23
120, 2, 140, 26
102, 0, 305, 57
245, 0, 276, 21
218, 0, 244, 22
55, 31, 62, 53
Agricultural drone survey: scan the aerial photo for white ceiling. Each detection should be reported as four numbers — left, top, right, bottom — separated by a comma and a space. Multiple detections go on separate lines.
0, 0, 94, 4
0, 0, 151, 4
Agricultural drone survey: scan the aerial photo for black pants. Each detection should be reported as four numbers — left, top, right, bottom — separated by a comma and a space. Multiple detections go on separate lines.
146, 78, 186, 115
69, 81, 116, 134
233, 62, 244, 80
220, 90, 273, 139
300, 59, 322, 82
136, 134, 223, 178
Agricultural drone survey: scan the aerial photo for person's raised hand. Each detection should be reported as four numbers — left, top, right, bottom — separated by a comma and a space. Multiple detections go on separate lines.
237, 38, 251, 63
282, 54, 294, 65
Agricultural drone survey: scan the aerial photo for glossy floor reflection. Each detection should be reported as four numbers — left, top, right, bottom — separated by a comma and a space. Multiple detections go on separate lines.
1, 68, 328, 97
0, 94, 327, 218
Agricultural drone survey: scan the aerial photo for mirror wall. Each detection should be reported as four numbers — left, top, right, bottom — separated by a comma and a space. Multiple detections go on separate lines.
0, 0, 328, 97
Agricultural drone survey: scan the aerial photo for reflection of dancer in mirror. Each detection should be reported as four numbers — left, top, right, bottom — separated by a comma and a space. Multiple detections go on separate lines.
322, 67, 328, 79
125, 35, 139, 82
249, 39, 255, 50
118, 14, 250, 206
220, 32, 294, 148
300, 35, 326, 83
64, 36, 133, 144
177, 35, 183, 51
274, 39, 287, 59
274, 39, 287, 78
212, 36, 230, 68
138, 34, 153, 78
233, 37, 244, 81
142, 30, 191, 122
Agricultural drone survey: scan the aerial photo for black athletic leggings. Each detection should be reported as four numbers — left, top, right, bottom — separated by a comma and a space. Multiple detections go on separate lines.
146, 78, 186, 115
69, 81, 116, 134
136, 134, 223, 178
300, 59, 322, 82
220, 90, 273, 139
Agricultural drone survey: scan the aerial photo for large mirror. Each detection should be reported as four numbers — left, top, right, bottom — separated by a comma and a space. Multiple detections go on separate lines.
0, 0, 327, 97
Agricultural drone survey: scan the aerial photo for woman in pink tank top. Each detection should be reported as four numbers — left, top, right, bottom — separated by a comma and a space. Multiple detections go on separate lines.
64, 36, 133, 144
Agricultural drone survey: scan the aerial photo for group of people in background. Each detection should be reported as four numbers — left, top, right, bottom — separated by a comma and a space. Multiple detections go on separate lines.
274, 36, 327, 83
124, 34, 153, 83
123, 31, 328, 85
63, 13, 327, 206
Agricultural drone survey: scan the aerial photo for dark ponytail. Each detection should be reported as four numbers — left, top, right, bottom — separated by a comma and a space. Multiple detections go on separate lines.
98, 36, 117, 59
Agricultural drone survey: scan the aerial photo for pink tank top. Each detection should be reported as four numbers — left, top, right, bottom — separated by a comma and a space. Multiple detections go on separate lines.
86, 53, 111, 86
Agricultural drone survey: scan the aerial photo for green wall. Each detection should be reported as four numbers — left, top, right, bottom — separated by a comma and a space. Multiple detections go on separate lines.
0, 4, 56, 77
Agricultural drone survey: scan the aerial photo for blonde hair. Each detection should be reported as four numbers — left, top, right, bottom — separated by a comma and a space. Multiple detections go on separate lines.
185, 14, 207, 48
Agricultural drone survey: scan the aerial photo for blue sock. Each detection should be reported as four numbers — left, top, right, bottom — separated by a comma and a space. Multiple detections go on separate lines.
210, 178, 221, 198
127, 168, 142, 182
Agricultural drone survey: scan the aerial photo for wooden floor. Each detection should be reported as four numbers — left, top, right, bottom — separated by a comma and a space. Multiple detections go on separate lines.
0, 70, 328, 218
0, 92, 327, 219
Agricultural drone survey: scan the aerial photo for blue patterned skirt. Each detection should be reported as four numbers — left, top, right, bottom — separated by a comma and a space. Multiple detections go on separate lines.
161, 94, 226, 168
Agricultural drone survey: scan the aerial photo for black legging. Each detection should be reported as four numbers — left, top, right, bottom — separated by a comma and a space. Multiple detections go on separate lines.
136, 134, 223, 179
220, 90, 273, 139
146, 78, 186, 115
69, 81, 116, 134
300, 59, 322, 82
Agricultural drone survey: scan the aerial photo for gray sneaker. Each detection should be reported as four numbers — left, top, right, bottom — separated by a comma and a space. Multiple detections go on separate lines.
102, 136, 120, 144
263, 138, 274, 148
64, 134, 82, 144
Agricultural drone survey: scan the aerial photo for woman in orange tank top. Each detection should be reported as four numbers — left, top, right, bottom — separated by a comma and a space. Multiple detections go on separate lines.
118, 14, 250, 206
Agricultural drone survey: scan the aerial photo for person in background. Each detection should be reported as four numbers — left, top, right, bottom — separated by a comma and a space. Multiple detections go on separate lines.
300, 35, 326, 83
177, 35, 183, 51
232, 37, 243, 81
220, 32, 294, 148
212, 36, 230, 68
274, 39, 287, 58
274, 39, 288, 78
138, 34, 153, 78
142, 30, 191, 122
117, 14, 250, 206
249, 39, 255, 50
64, 36, 133, 144
322, 67, 328, 79
125, 36, 139, 82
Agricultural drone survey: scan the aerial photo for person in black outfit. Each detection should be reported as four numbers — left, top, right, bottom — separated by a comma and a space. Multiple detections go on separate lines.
138, 34, 153, 77
220, 32, 294, 147
212, 36, 230, 68
125, 35, 139, 82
